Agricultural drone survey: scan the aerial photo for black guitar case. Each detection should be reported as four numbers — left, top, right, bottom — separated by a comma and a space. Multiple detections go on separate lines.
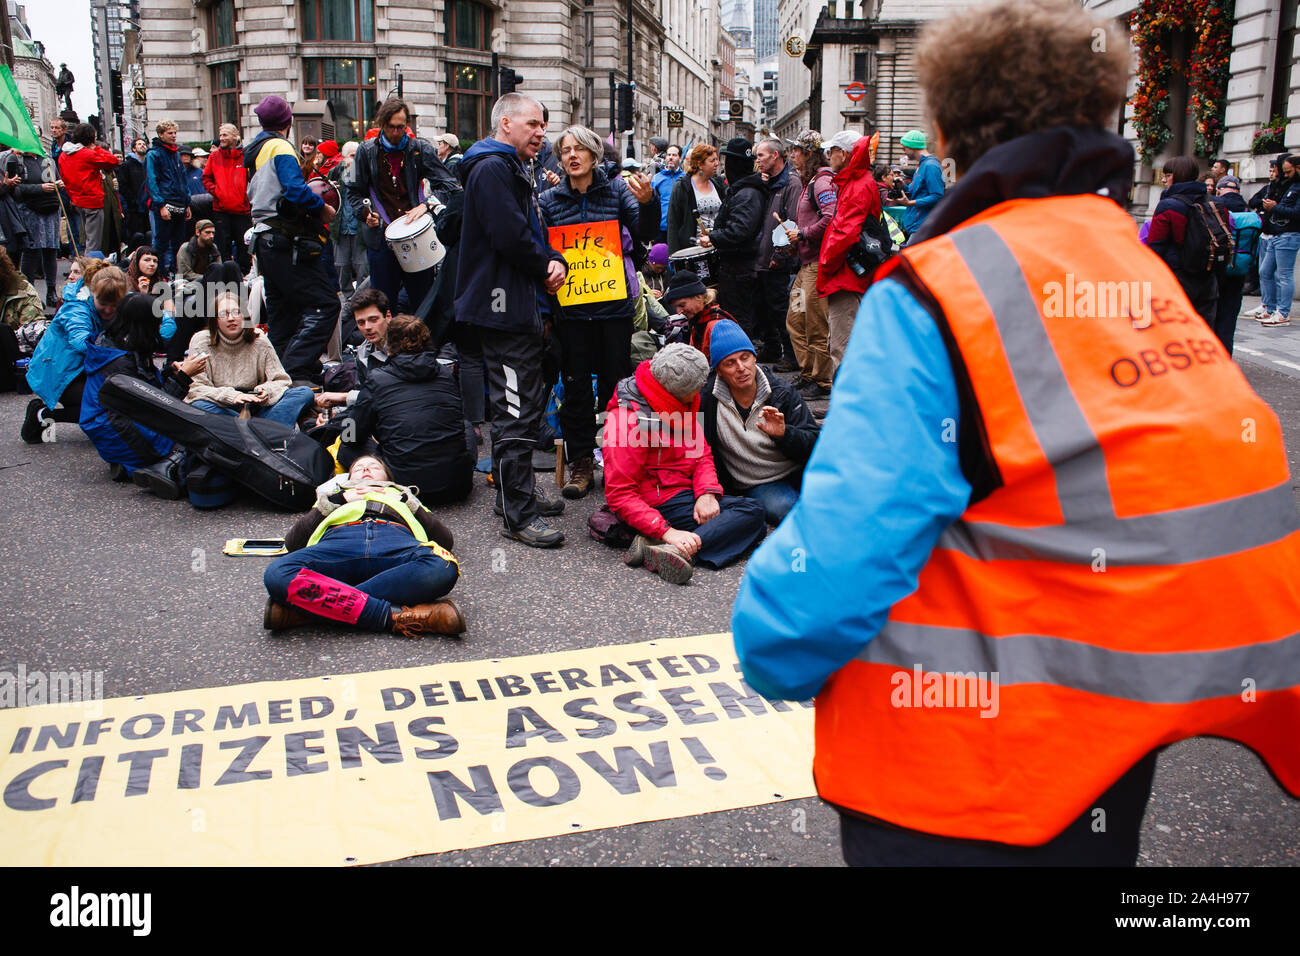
99, 374, 334, 510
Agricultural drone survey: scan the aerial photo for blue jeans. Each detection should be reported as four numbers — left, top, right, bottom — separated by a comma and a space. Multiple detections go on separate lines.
150, 209, 188, 277
654, 489, 767, 569
1259, 233, 1300, 317
264, 522, 459, 630
191, 385, 314, 428
745, 472, 802, 525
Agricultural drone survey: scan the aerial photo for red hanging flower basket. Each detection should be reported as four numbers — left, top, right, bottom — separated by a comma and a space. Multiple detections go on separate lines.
1130, 0, 1234, 164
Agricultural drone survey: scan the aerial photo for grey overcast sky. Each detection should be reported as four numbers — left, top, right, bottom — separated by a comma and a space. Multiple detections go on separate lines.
20, 0, 98, 120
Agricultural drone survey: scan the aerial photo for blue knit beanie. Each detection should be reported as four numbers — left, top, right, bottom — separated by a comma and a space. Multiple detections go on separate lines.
707, 319, 755, 369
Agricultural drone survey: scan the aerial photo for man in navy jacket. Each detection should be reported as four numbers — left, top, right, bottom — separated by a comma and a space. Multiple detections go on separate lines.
455, 92, 568, 548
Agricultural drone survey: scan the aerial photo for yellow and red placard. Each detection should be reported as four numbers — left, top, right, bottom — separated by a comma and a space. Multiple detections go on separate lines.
548, 219, 628, 307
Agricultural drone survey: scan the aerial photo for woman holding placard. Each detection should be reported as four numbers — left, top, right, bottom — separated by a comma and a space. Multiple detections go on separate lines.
538, 125, 660, 499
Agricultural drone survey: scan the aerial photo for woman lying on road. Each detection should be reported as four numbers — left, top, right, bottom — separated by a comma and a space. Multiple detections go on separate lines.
263, 455, 466, 637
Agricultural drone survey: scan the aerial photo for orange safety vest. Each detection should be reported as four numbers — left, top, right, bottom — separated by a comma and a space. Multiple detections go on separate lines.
814, 194, 1300, 846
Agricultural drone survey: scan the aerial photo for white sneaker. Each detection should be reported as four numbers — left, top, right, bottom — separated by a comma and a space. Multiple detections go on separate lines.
1261, 310, 1291, 327
1243, 305, 1268, 318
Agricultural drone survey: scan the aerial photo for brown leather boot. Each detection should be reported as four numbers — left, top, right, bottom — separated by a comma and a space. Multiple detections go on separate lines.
264, 598, 310, 632
562, 456, 595, 499
390, 599, 467, 638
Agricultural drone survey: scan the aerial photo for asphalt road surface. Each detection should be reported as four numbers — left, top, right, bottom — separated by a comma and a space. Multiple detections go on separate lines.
2, 313, 1298, 866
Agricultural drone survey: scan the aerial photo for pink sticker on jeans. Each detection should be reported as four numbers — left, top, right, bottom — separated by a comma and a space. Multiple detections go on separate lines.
287, 569, 367, 624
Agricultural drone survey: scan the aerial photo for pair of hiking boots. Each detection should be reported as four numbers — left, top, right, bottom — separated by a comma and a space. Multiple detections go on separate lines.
496, 457, 597, 549
264, 598, 467, 637
625, 534, 694, 585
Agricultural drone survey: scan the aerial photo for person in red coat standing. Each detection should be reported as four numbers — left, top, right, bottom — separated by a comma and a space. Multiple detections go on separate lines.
57, 123, 119, 254
817, 130, 881, 375
203, 123, 253, 273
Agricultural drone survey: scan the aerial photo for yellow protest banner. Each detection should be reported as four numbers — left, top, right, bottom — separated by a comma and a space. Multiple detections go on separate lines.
0, 634, 814, 866
548, 219, 628, 307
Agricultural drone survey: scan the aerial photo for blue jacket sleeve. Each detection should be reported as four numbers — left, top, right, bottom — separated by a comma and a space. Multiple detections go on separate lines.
160, 309, 176, 342
64, 303, 97, 355
145, 153, 165, 207
273, 153, 322, 211
731, 278, 972, 701
910, 159, 945, 212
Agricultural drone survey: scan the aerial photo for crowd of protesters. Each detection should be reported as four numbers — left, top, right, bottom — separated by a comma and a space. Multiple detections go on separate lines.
3, 26, 1296, 616
4, 0, 1300, 870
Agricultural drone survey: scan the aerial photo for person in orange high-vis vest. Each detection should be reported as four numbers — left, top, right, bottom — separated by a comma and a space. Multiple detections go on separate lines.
731, 0, 1300, 866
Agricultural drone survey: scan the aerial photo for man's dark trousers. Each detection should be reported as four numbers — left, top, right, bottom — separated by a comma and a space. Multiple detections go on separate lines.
754, 268, 795, 362
213, 210, 253, 273
480, 325, 547, 531
1213, 273, 1245, 354
255, 231, 341, 383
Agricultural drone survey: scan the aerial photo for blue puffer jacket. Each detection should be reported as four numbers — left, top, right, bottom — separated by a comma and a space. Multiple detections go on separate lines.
537, 167, 659, 321
27, 283, 103, 409
28, 278, 176, 409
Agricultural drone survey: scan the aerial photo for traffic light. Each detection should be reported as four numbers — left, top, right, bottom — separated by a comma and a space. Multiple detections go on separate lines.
110, 69, 124, 116
499, 67, 524, 95
617, 83, 634, 132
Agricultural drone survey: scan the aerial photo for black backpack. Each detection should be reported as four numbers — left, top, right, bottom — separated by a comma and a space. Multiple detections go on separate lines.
1175, 195, 1234, 274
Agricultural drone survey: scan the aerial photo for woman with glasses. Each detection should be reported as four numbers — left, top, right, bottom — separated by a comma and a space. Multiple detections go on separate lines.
183, 289, 314, 427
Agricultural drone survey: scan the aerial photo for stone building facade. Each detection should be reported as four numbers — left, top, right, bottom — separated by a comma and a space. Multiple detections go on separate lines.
137, 0, 665, 152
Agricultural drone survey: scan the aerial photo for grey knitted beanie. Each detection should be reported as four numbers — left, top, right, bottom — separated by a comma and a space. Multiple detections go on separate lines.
650, 343, 710, 401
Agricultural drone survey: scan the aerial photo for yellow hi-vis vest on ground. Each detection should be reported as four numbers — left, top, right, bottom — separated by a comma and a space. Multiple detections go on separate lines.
306, 489, 457, 567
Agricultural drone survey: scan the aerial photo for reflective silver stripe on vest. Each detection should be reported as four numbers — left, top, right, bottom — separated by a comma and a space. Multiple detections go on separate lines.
951, 226, 1114, 522
937, 225, 1300, 566
860, 621, 1300, 703
939, 481, 1300, 566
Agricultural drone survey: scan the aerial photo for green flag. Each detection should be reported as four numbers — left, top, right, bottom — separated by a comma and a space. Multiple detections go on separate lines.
0, 65, 45, 157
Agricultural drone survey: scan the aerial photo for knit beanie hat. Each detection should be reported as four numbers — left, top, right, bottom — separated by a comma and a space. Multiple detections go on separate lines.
651, 343, 710, 401
662, 269, 707, 304
648, 243, 669, 266
707, 319, 755, 369
254, 95, 293, 130
900, 129, 927, 149
316, 140, 340, 158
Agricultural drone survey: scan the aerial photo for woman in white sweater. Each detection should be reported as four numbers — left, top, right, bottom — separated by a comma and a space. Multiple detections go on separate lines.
185, 291, 314, 427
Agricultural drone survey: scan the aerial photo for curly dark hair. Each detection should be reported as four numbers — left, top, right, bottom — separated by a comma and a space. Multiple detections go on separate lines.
916, 0, 1129, 173
0, 246, 21, 293
384, 313, 431, 356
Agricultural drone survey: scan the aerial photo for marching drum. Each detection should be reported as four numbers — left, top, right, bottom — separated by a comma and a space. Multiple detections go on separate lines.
669, 245, 718, 282
384, 212, 446, 274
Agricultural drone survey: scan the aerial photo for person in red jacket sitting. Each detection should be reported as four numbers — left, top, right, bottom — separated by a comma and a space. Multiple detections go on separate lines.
817, 129, 881, 374
57, 123, 119, 254
202, 123, 253, 273
602, 343, 767, 584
